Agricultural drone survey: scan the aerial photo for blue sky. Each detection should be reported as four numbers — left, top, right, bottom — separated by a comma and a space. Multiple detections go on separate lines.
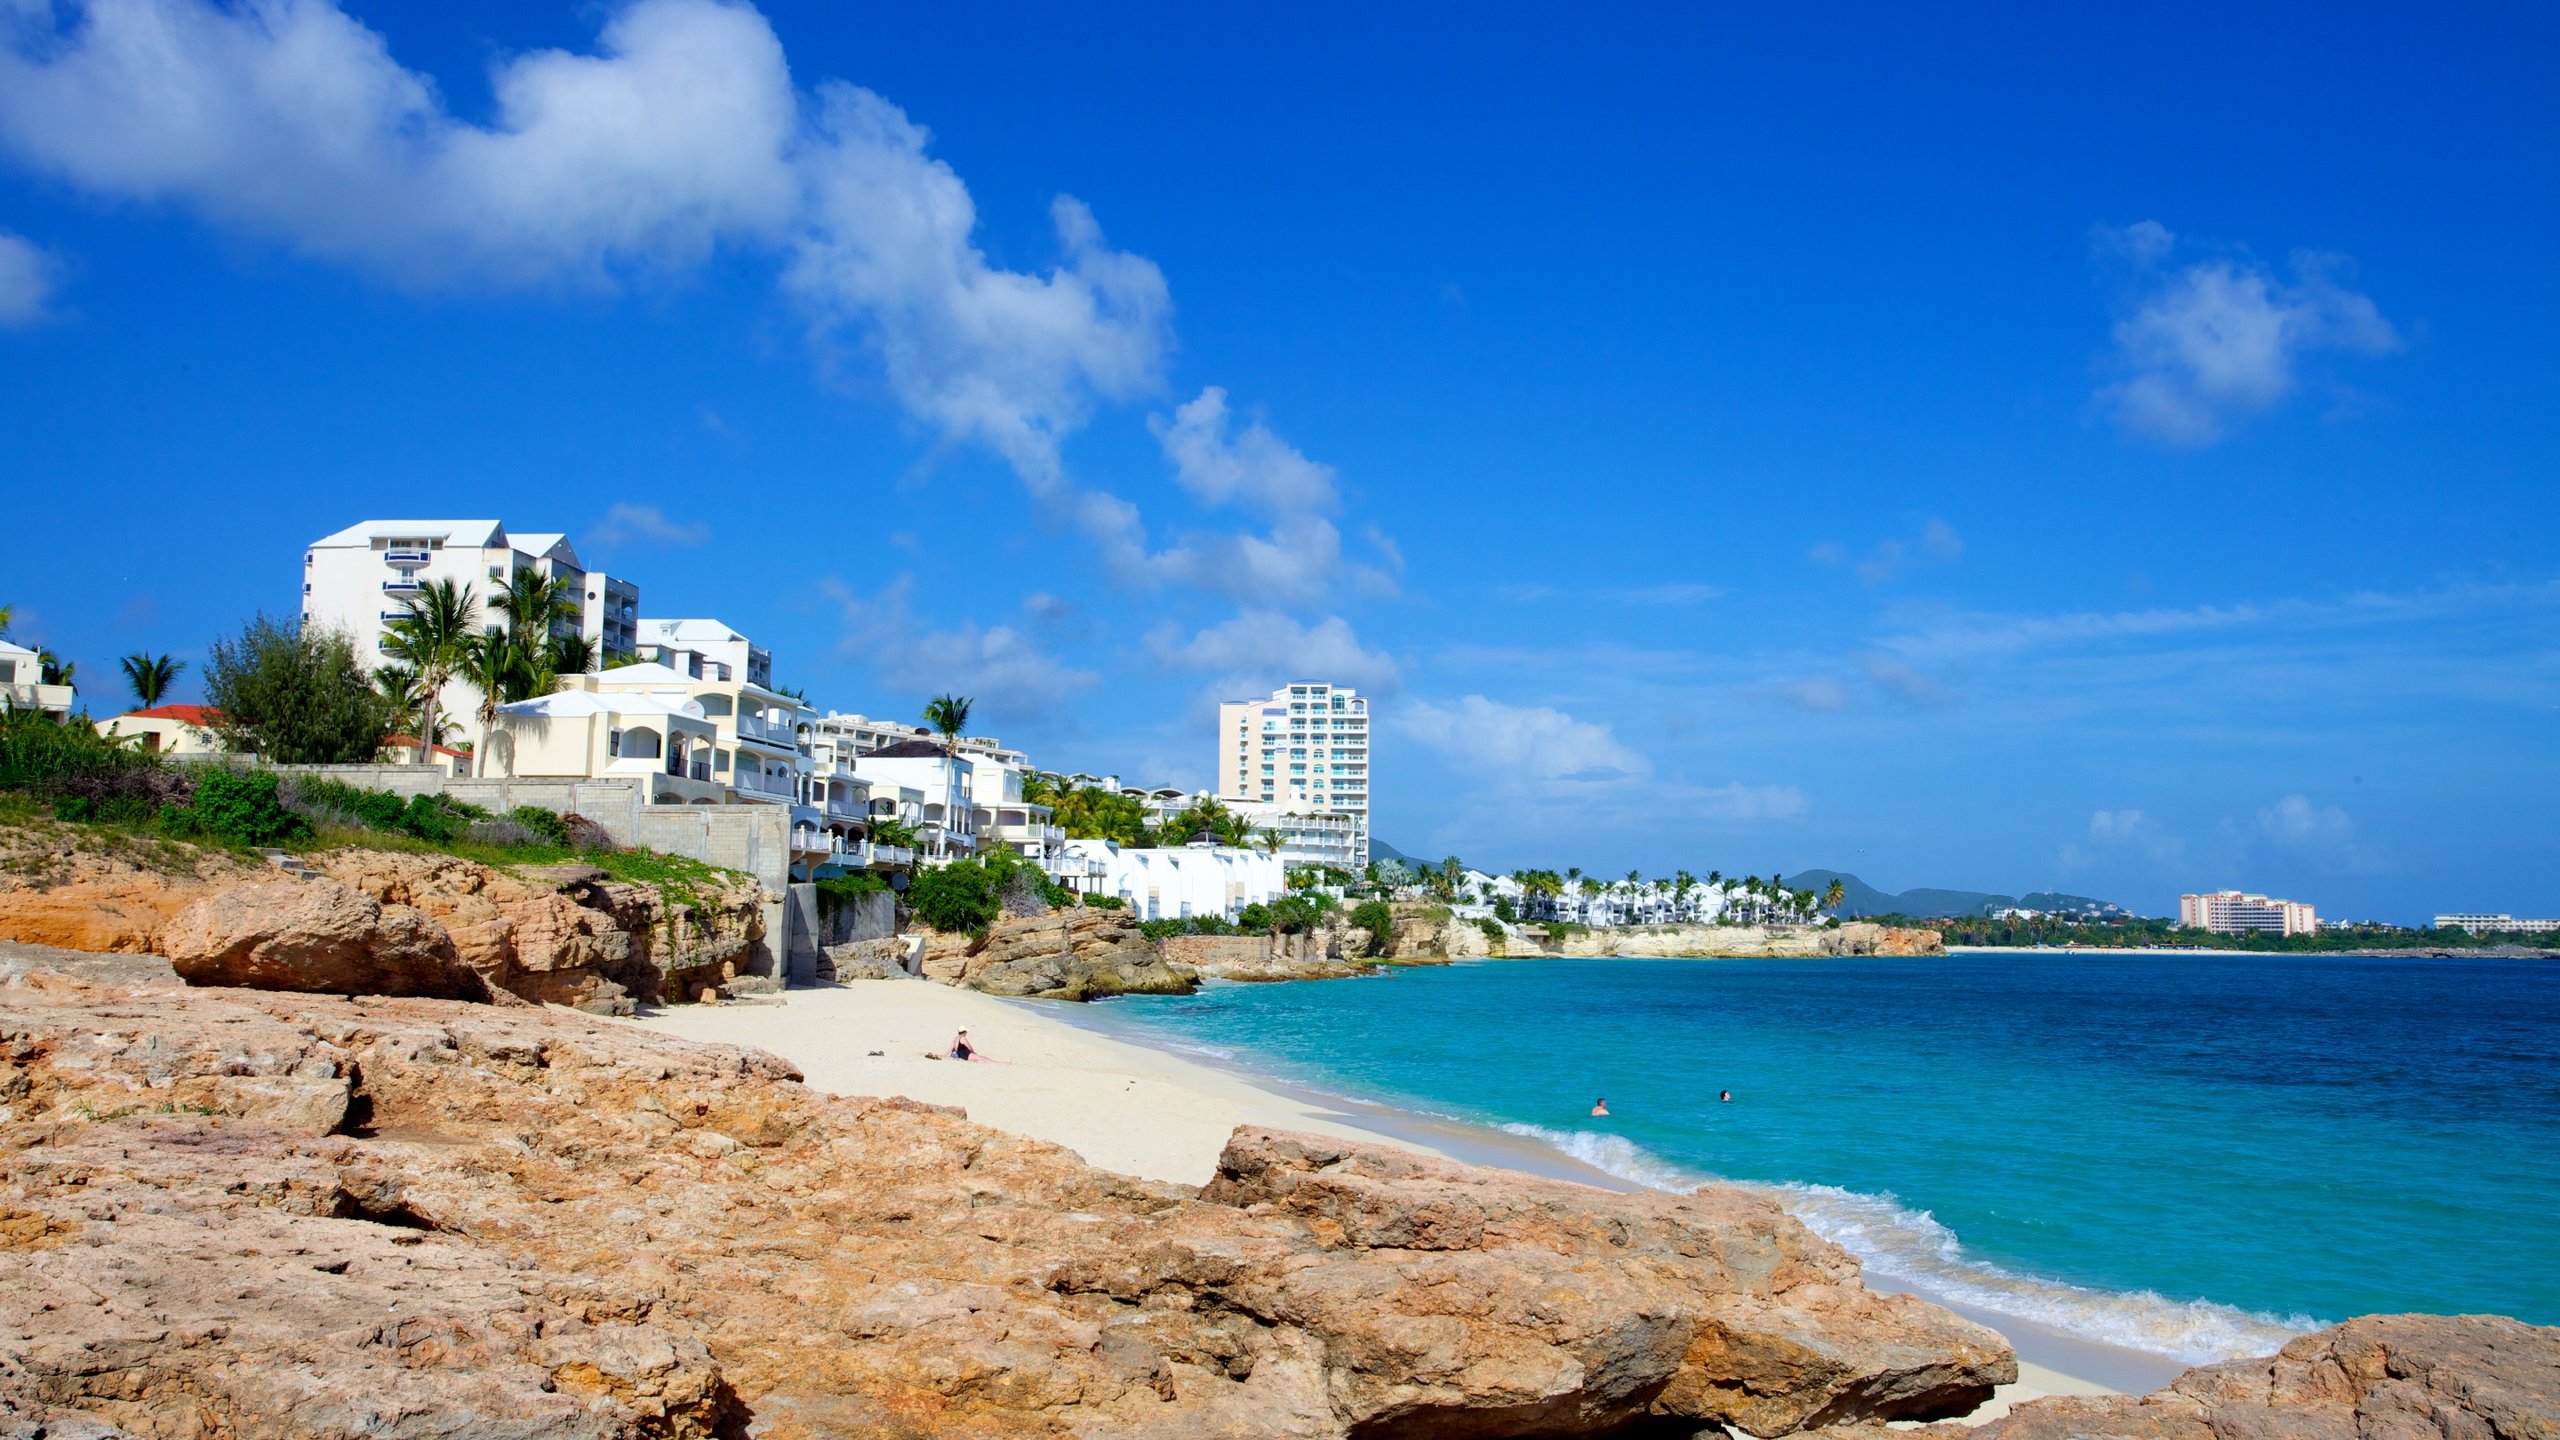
2, 1, 2554, 920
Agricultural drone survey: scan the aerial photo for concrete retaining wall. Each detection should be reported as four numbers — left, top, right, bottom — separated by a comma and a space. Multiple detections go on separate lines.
1160, 934, 1274, 968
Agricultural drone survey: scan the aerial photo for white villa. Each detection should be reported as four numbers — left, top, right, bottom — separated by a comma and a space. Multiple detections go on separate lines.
845, 735, 1067, 874
0, 640, 74, 719
93, 704, 226, 756
1063, 839, 1287, 922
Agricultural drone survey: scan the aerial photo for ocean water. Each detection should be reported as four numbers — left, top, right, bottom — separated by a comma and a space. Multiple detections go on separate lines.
1082, 951, 2560, 1365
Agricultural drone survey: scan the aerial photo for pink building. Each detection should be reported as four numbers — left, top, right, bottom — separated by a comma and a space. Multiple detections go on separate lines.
2179, 890, 2319, 936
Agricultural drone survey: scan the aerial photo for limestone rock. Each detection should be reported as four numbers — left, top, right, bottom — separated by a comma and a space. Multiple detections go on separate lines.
319, 850, 632, 1008
0, 821, 262, 955
921, 906, 1198, 999
821, 935, 913, 980
1204, 1128, 2017, 1435
1163, 932, 1378, 982
2, 961, 2025, 1438
160, 879, 485, 1000
1863, 1314, 2560, 1440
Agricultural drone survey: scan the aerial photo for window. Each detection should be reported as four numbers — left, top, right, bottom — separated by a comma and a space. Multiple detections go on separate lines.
608, 728, 622, 757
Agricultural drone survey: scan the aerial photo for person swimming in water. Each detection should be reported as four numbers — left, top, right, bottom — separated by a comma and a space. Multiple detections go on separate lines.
1719, 1090, 1732, 1103
1590, 1097, 1609, 1117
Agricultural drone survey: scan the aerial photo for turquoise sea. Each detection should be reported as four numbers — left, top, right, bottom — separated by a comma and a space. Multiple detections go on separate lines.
1076, 951, 2560, 1367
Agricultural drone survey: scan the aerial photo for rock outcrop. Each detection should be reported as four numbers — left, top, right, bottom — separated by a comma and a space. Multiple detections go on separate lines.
2, 951, 2024, 1438
1163, 931, 1379, 982
920, 905, 1199, 999
1863, 1313, 2559, 1440
161, 878, 489, 1001
0, 819, 264, 955
820, 934, 915, 980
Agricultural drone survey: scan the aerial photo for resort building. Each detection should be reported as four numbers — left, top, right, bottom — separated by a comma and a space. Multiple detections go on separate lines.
300, 520, 641, 744
482, 689, 729, 804
847, 738, 1065, 872
638, 618, 772, 690
94, 704, 226, 756
1216, 680, 1372, 867
0, 640, 74, 718
1226, 797, 1364, 871
2179, 890, 2319, 937
1061, 838, 1286, 922
2432, 913, 2560, 935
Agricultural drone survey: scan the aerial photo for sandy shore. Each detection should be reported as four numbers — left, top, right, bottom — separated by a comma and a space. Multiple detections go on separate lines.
628, 976, 2143, 1413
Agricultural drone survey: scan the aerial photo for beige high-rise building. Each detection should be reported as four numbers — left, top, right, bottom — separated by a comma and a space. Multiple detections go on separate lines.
1217, 681, 1370, 868
2179, 890, 2319, 936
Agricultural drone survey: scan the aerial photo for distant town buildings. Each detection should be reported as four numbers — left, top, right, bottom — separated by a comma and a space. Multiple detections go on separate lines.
2180, 890, 2319, 937
1216, 680, 1371, 868
2433, 913, 2560, 935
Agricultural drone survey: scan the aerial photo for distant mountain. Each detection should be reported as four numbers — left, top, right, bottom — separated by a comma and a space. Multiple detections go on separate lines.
1784, 871, 2133, 920
1368, 837, 1419, 867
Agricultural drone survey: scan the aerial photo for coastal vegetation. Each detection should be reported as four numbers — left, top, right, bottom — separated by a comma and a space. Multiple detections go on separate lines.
203, 615, 395, 763
1921, 912, 2554, 952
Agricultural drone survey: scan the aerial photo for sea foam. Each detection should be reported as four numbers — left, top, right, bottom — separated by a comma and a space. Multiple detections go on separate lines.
1499, 1123, 2321, 1365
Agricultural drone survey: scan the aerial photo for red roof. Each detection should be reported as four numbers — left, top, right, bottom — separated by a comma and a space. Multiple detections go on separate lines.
123, 704, 220, 724
385, 734, 468, 760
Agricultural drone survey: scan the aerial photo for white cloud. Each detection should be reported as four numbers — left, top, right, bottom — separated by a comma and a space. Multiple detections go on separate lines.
1147, 609, 1399, 696
825, 576, 1097, 718
786, 88, 1169, 496
1142, 387, 1390, 605
1811, 519, 1963, 584
0, 230, 57, 325
1393, 695, 1648, 784
1777, 676, 1853, 712
0, 0, 1173, 533
1859, 651, 1947, 706
2061, 808, 2185, 873
2090, 219, 2175, 267
2095, 228, 2399, 446
2257, 793, 2353, 849
0, 0, 800, 284
590, 501, 709, 548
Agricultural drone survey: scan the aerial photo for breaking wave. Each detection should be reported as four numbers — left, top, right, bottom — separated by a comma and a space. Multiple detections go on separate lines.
1497, 1123, 2321, 1365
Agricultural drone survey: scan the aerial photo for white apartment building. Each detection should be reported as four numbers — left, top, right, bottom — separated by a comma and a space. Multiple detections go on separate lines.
1062, 839, 1286, 922
1217, 681, 1371, 867
2180, 890, 2319, 937
1227, 797, 1363, 871
2433, 913, 2560, 935
844, 736, 1066, 872
0, 639, 75, 718
95, 704, 227, 756
300, 520, 640, 744
639, 618, 772, 690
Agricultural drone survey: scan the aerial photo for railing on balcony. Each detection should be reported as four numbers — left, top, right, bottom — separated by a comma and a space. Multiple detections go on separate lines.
380, 579, 422, 594
384, 549, 432, 564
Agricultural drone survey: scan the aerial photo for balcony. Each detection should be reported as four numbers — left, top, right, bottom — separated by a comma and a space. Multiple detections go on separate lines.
732, 714, 797, 748
384, 549, 432, 565
381, 579, 422, 594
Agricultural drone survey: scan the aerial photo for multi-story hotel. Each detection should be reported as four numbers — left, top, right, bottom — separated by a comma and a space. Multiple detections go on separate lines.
2433, 913, 2560, 935
2179, 890, 2319, 937
1217, 681, 1371, 868
300, 520, 640, 743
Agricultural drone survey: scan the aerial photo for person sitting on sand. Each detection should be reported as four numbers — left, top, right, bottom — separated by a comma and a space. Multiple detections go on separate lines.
949, 1029, 986, 1062
1590, 1097, 1609, 1117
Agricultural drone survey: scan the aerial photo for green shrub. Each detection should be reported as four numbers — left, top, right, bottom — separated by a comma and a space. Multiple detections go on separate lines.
202, 615, 394, 763
1475, 916, 1505, 944
814, 871, 890, 920
180, 768, 310, 847
1492, 895, 1518, 924
1084, 893, 1124, 910
1349, 900, 1396, 955
51, 795, 91, 822
909, 861, 1003, 934
507, 806, 571, 847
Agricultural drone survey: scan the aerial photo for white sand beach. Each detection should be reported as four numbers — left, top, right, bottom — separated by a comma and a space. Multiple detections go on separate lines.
628, 977, 2133, 1414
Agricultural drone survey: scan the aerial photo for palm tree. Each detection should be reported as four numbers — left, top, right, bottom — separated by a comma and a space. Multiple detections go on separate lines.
456, 630, 515, 777
921, 694, 974, 851
119, 652, 184, 708
551, 633, 599, 678
36, 649, 73, 688
381, 579, 477, 766
499, 570, 578, 649
1823, 878, 1847, 912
